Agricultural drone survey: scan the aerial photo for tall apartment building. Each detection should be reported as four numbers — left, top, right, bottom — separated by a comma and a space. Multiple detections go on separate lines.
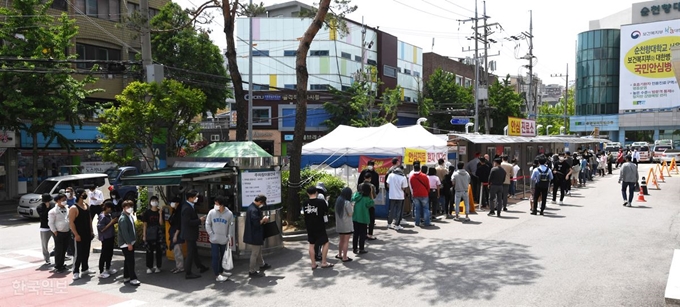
0, 0, 168, 199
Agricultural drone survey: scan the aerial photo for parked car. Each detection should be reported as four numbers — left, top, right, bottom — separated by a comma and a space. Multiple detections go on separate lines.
653, 145, 673, 163
17, 174, 110, 218
105, 166, 139, 202
631, 145, 652, 163
660, 149, 680, 163
632, 141, 649, 147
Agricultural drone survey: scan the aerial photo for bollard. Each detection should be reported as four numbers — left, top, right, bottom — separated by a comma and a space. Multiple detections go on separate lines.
641, 177, 649, 195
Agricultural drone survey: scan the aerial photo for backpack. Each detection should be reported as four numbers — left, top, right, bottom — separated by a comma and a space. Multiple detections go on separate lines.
536, 168, 550, 189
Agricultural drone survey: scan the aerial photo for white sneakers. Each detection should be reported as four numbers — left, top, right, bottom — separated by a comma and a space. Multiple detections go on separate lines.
395, 225, 404, 230
108, 269, 118, 275
153, 267, 161, 273
559, 201, 564, 205
129, 279, 141, 286
216, 275, 228, 282
100, 272, 110, 279
146, 268, 153, 274
73, 273, 80, 280
82, 269, 96, 275
388, 224, 396, 229
221, 271, 232, 277
551, 200, 557, 204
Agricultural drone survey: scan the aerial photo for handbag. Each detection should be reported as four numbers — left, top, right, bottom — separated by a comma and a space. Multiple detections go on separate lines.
222, 241, 233, 271
262, 221, 280, 239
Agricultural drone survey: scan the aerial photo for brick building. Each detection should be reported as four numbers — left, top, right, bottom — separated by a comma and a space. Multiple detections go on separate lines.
422, 52, 497, 88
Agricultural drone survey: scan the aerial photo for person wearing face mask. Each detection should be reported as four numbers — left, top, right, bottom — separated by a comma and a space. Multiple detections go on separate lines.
37, 193, 54, 265
205, 195, 235, 282
181, 190, 209, 279
97, 201, 118, 279
86, 184, 104, 221
108, 190, 122, 217
167, 197, 185, 274
49, 194, 71, 273
243, 195, 270, 278
118, 200, 141, 286
69, 188, 95, 281
142, 196, 164, 274
552, 153, 572, 206
65, 187, 76, 207
357, 161, 379, 240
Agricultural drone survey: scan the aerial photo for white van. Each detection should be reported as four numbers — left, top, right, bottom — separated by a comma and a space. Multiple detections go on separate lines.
17, 174, 110, 218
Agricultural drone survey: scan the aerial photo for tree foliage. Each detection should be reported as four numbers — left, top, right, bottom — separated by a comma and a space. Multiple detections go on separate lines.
485, 75, 524, 134
323, 71, 402, 130
150, 2, 230, 115
537, 87, 575, 135
97, 80, 206, 168
0, 0, 100, 187
422, 68, 474, 131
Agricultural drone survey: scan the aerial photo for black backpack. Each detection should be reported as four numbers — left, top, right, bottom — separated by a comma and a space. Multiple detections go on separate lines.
536, 168, 550, 189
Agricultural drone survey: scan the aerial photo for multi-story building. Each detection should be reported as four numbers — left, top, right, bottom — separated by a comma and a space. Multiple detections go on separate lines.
574, 0, 680, 144
509, 74, 543, 115
0, 0, 168, 199
217, 0, 424, 156
542, 84, 565, 107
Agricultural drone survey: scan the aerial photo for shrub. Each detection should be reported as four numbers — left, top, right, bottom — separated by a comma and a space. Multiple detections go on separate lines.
281, 168, 348, 228
113, 217, 146, 248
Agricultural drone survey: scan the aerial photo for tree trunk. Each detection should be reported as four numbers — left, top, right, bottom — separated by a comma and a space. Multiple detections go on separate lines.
286, 0, 331, 224
223, 0, 247, 141
32, 131, 38, 191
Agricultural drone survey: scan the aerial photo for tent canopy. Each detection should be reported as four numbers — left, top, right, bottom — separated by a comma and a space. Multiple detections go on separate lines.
301, 124, 448, 167
190, 141, 272, 158
120, 167, 228, 186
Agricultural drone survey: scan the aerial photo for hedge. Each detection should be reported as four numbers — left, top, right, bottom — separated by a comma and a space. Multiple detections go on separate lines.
281, 168, 348, 228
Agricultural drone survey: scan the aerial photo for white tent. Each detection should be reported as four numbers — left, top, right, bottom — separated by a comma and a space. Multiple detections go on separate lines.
301, 123, 448, 167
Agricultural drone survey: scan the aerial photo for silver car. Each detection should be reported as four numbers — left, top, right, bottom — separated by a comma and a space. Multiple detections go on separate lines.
17, 174, 110, 218
660, 149, 680, 163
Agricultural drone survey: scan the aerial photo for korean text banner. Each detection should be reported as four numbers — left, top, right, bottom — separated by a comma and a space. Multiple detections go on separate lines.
508, 117, 536, 137
403, 148, 427, 165
358, 156, 396, 184
619, 20, 680, 111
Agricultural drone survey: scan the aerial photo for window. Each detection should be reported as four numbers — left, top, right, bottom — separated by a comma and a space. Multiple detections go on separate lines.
413, 71, 420, 77
252, 107, 271, 125
210, 134, 220, 142
76, 0, 120, 21
252, 84, 269, 90
310, 84, 330, 91
341, 85, 351, 91
76, 43, 121, 69
128, 51, 138, 61
126, 2, 138, 16
340, 52, 351, 59
355, 55, 362, 62
283, 50, 297, 56
50, 0, 68, 11
310, 50, 329, 56
404, 69, 411, 75
366, 59, 377, 66
383, 65, 397, 78
397, 67, 402, 73
284, 84, 296, 89
252, 50, 269, 57
465, 78, 472, 87
404, 96, 411, 102
455, 76, 463, 86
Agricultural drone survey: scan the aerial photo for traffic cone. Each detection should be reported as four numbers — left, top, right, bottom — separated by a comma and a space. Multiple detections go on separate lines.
659, 167, 665, 182
641, 177, 649, 195
636, 186, 647, 202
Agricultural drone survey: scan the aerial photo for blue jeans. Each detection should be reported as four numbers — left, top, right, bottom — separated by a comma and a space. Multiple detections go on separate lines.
509, 181, 516, 196
210, 243, 226, 276
413, 196, 431, 226
621, 182, 636, 204
453, 191, 470, 216
388, 199, 404, 226
579, 170, 587, 185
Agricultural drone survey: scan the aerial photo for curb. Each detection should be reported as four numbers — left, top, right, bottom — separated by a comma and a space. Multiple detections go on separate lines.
282, 227, 336, 242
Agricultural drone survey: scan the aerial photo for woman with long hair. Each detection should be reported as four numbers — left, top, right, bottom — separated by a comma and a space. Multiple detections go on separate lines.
334, 187, 354, 262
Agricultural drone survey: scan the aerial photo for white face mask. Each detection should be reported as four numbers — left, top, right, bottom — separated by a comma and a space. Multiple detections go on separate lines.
214, 205, 221, 211
170, 202, 176, 208
65, 192, 71, 198
367, 166, 374, 170
111, 195, 116, 199
150, 201, 158, 207
191, 198, 198, 204
125, 207, 133, 214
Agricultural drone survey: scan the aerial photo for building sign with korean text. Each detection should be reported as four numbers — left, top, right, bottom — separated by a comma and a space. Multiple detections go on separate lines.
619, 20, 680, 111
508, 117, 536, 137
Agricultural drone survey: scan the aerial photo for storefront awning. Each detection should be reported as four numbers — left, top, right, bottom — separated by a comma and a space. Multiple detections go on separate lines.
190, 141, 272, 158
449, 133, 611, 145
120, 167, 228, 186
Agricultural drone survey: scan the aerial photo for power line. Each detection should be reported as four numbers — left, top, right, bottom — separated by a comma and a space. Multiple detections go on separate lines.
392, 0, 459, 21
444, 0, 476, 14
421, 0, 468, 18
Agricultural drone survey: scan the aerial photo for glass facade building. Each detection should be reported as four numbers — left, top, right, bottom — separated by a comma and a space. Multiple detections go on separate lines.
575, 29, 620, 115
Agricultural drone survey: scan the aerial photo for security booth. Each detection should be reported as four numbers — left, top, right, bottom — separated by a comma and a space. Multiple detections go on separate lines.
120, 142, 283, 259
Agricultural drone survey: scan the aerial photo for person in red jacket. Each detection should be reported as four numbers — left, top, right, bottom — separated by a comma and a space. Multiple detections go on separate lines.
409, 161, 432, 227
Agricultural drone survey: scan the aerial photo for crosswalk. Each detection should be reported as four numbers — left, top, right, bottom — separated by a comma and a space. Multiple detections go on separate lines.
0, 249, 47, 274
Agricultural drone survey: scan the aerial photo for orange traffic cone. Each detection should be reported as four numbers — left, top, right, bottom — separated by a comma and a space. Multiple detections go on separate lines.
659, 169, 665, 182
636, 187, 647, 202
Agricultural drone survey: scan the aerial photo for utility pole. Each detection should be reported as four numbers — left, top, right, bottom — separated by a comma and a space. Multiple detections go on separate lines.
247, 0, 254, 141
458, 1, 481, 133
526, 10, 535, 119
140, 0, 151, 68
361, 16, 365, 79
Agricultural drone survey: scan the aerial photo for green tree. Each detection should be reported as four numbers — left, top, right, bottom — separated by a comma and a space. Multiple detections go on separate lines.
323, 71, 402, 130
0, 0, 100, 188
150, 2, 230, 115
485, 75, 524, 134
423, 68, 474, 131
537, 87, 575, 135
287, 0, 356, 223
97, 80, 206, 170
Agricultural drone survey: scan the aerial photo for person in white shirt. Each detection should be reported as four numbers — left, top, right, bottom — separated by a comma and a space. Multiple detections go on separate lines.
510, 159, 521, 199
48, 194, 71, 273
632, 149, 641, 165
87, 184, 105, 221
386, 166, 409, 230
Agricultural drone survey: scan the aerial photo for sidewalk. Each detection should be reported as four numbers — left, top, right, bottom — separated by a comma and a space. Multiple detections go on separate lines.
0, 198, 18, 215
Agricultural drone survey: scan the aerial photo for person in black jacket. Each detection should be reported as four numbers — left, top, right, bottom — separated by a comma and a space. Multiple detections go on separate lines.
181, 190, 208, 279
357, 161, 379, 240
243, 195, 270, 278
475, 158, 491, 209
37, 193, 54, 265
168, 197, 185, 274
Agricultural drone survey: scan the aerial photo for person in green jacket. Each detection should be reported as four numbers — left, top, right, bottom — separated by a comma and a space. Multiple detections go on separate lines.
351, 183, 374, 254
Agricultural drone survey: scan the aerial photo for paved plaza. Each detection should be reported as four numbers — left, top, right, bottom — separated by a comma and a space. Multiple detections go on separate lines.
0, 163, 678, 306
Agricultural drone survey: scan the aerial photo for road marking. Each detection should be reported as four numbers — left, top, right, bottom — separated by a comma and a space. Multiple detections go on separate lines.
108, 299, 146, 307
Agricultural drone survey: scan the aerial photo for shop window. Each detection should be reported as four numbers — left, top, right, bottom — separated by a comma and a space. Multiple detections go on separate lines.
252, 107, 271, 125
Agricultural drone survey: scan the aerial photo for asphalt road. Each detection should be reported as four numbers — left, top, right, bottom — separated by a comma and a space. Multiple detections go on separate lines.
1, 163, 678, 306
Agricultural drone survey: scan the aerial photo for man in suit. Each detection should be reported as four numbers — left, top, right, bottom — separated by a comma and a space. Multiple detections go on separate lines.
243, 195, 270, 278
181, 190, 208, 279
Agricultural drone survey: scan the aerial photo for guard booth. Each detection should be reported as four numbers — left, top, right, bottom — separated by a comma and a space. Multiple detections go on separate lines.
120, 142, 284, 259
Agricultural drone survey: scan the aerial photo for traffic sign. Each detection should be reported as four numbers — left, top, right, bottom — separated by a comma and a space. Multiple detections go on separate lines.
450, 118, 470, 125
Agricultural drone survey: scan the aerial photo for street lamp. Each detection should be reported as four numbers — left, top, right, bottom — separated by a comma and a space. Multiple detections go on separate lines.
536, 124, 543, 136
560, 126, 566, 135
546, 125, 553, 136
503, 125, 508, 135
416, 117, 427, 125
465, 123, 475, 134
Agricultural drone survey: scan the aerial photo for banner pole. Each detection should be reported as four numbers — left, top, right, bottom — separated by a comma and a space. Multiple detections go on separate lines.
521, 168, 528, 200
